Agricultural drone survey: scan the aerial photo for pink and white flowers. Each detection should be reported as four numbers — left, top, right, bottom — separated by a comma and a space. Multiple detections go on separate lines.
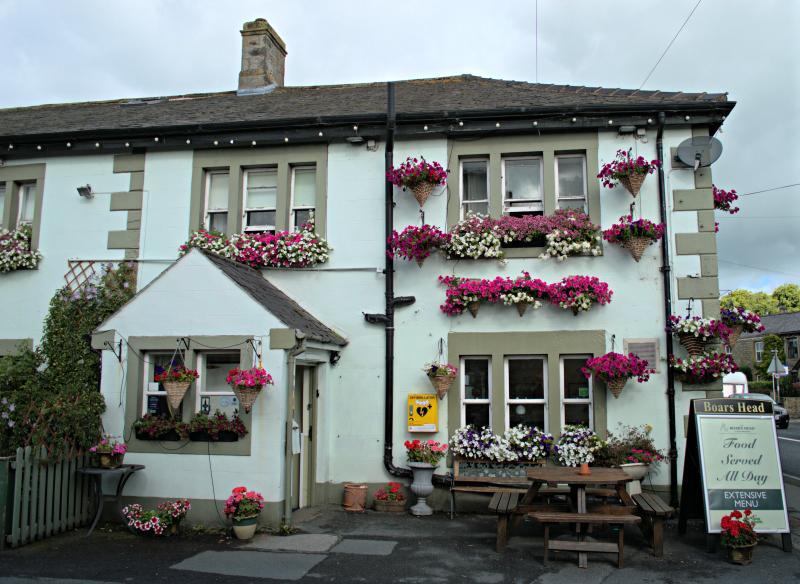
581, 352, 654, 383
226, 367, 273, 389
669, 353, 738, 384
388, 224, 450, 265
720, 307, 765, 333
423, 362, 457, 378
404, 439, 448, 465
123, 499, 191, 536
0, 225, 42, 273
667, 315, 731, 343
597, 149, 661, 189
224, 486, 265, 520
89, 435, 127, 456
602, 215, 665, 245
387, 157, 448, 190
549, 275, 613, 314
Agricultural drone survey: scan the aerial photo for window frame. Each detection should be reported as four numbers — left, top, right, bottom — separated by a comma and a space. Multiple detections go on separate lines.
242, 167, 278, 233
203, 170, 230, 233
16, 182, 36, 227
554, 154, 588, 212
460, 355, 492, 428
141, 351, 177, 416
755, 341, 764, 363
788, 337, 798, 361
560, 355, 593, 430
195, 350, 241, 414
501, 156, 544, 216
459, 158, 490, 219
290, 165, 317, 231
503, 355, 548, 432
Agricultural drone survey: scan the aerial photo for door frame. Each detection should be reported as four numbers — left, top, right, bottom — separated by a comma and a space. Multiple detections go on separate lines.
292, 364, 318, 509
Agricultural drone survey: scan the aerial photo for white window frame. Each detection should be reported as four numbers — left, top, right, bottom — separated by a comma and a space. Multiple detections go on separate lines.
0, 183, 6, 225
555, 154, 588, 211
560, 355, 593, 430
290, 165, 316, 230
755, 341, 764, 363
459, 158, 490, 219
460, 356, 492, 428
504, 355, 548, 432
141, 351, 174, 415
195, 351, 240, 414
16, 182, 36, 227
501, 156, 544, 216
203, 170, 229, 232
788, 337, 798, 361
242, 167, 278, 233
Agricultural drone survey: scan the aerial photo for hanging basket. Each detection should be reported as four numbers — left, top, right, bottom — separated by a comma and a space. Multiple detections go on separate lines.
727, 325, 744, 348
622, 237, 654, 262
467, 301, 480, 318
617, 173, 647, 197
409, 182, 435, 207
163, 381, 191, 411
416, 258, 426, 268
515, 302, 529, 317
606, 377, 628, 399
571, 306, 581, 316
429, 373, 456, 400
232, 385, 263, 414
678, 333, 709, 356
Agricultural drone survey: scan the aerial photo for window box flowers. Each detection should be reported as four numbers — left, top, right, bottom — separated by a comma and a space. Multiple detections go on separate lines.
504, 425, 554, 462
553, 425, 604, 474
133, 414, 187, 441
387, 156, 448, 207
549, 275, 613, 315
581, 352, 654, 399
154, 365, 199, 411
501, 272, 549, 316
187, 411, 248, 442
597, 148, 661, 196
226, 367, 273, 413
445, 214, 504, 260
389, 224, 450, 267
89, 435, 127, 468
667, 315, 731, 355
405, 439, 448, 516
720, 307, 764, 347
0, 224, 42, 273
123, 499, 191, 537
224, 486, 265, 540
373, 482, 406, 513
449, 425, 552, 463
423, 362, 458, 399
721, 509, 758, 564
602, 215, 665, 262
669, 353, 738, 385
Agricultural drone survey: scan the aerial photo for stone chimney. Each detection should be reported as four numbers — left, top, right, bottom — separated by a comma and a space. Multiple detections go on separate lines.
238, 18, 287, 93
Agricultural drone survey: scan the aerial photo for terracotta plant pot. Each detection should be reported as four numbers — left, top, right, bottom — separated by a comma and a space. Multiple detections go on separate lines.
374, 498, 406, 513
342, 483, 368, 512
578, 462, 591, 476
96, 452, 124, 469
606, 377, 628, 399
622, 236, 654, 262
727, 543, 755, 565
429, 373, 456, 400
232, 515, 259, 540
618, 173, 647, 197
409, 182, 435, 207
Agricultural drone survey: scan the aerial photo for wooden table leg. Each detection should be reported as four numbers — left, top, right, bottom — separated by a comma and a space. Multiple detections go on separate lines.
513, 482, 542, 530
496, 513, 509, 553
577, 486, 588, 568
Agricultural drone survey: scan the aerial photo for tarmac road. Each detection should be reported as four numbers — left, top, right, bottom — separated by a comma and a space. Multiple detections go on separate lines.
778, 419, 800, 486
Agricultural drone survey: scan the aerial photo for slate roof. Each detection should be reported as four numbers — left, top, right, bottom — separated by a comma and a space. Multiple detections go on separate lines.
202, 251, 347, 346
0, 75, 730, 139
741, 312, 800, 339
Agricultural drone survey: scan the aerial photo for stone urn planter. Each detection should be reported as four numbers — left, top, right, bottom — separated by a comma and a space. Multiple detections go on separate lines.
620, 462, 650, 495
232, 515, 258, 540
408, 462, 436, 516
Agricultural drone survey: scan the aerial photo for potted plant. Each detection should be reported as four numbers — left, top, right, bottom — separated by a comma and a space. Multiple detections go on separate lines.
721, 509, 758, 564
0, 224, 43, 273
581, 352, 654, 399
720, 307, 765, 347
449, 425, 517, 462
504, 424, 553, 463
553, 425, 604, 475
123, 499, 191, 537
187, 411, 248, 442
444, 214, 504, 260
155, 365, 199, 411
387, 156, 448, 207
224, 486, 265, 540
423, 362, 458, 399
604, 424, 664, 492
226, 367, 273, 413
669, 353, 738, 385
389, 224, 450, 267
133, 414, 187, 441
89, 435, 127, 468
501, 272, 549, 316
602, 215, 665, 262
597, 148, 661, 196
549, 275, 613, 315
667, 315, 731, 356
404, 439, 448, 516
373, 482, 406, 513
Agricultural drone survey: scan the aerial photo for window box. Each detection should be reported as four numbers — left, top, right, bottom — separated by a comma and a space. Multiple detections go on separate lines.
135, 429, 183, 442
188, 429, 240, 442
500, 236, 547, 249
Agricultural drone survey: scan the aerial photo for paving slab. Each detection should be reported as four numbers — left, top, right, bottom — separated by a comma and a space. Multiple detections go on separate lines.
242, 533, 340, 553
330, 538, 397, 556
171, 550, 326, 581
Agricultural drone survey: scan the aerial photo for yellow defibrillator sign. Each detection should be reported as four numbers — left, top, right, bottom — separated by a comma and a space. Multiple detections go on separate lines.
408, 393, 438, 433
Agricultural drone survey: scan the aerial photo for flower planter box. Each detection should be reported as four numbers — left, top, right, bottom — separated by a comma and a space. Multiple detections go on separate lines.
188, 430, 240, 442
374, 499, 406, 513
501, 236, 547, 249
135, 430, 183, 442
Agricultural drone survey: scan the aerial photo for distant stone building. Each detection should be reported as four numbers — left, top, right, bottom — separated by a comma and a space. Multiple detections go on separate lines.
735, 312, 800, 381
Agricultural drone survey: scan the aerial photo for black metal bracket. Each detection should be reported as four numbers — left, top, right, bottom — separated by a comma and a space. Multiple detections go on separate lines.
104, 339, 123, 363
392, 296, 416, 308
329, 351, 341, 366
177, 337, 190, 351
364, 312, 389, 325
246, 338, 262, 363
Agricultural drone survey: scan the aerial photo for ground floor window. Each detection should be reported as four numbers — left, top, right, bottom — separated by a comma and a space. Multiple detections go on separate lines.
505, 356, 547, 431
142, 352, 182, 417
461, 356, 491, 428
196, 351, 240, 416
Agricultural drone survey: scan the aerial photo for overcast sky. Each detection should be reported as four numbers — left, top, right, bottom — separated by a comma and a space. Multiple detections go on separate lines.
1, 0, 798, 293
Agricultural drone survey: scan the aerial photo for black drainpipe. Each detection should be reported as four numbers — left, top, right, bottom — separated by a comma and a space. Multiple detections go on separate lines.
656, 112, 679, 507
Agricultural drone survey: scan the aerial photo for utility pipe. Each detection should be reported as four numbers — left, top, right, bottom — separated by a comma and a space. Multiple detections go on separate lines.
282, 332, 307, 525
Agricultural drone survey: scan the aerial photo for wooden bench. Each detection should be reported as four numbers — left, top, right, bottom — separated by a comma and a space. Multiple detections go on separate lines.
489, 491, 520, 552
632, 492, 674, 557
528, 511, 641, 568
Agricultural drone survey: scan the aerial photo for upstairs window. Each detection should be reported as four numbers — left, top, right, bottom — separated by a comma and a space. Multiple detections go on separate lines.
460, 159, 489, 217
204, 171, 229, 233
755, 341, 764, 363
290, 166, 316, 230
556, 154, 587, 211
17, 183, 36, 226
788, 337, 798, 361
244, 169, 277, 233
502, 157, 543, 217
505, 356, 547, 431
461, 357, 491, 428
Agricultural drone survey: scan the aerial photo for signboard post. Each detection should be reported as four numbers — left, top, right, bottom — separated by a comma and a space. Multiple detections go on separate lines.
679, 398, 792, 552
407, 393, 438, 433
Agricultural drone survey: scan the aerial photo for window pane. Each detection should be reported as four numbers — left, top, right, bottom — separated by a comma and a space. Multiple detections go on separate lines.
564, 403, 591, 427
508, 359, 544, 400
199, 395, 239, 417
0, 185, 5, 220
208, 212, 228, 233
207, 173, 229, 210
464, 358, 489, 400
203, 352, 239, 392
293, 168, 316, 207
462, 161, 488, 201
465, 404, 490, 428
509, 403, 545, 429
557, 157, 585, 198
19, 185, 35, 223
147, 354, 182, 417
464, 202, 489, 216
294, 209, 314, 229
505, 159, 541, 201
246, 210, 276, 228
558, 198, 586, 211
563, 358, 590, 400
247, 170, 278, 208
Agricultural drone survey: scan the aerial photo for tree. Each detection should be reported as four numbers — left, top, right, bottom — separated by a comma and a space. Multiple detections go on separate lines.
756, 334, 786, 379
772, 283, 800, 312
720, 289, 779, 315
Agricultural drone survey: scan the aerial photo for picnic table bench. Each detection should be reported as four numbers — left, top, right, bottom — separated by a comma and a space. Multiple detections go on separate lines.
632, 492, 674, 557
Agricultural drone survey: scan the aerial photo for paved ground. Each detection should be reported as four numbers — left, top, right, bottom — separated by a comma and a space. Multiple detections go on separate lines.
1, 503, 798, 583
778, 419, 800, 486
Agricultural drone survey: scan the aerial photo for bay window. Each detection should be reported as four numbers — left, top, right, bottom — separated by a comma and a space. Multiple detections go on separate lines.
502, 157, 543, 217
460, 159, 489, 217
204, 171, 229, 233
243, 168, 278, 233
561, 356, 592, 428
555, 154, 587, 211
461, 357, 491, 428
505, 356, 547, 431
290, 166, 316, 230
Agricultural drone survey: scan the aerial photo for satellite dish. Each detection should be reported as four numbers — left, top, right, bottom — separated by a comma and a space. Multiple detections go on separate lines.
677, 136, 723, 170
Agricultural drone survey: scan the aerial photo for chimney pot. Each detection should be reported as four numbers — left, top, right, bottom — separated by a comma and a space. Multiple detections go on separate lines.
238, 18, 287, 93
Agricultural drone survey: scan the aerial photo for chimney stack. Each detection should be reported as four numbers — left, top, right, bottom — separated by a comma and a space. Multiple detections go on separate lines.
238, 18, 287, 94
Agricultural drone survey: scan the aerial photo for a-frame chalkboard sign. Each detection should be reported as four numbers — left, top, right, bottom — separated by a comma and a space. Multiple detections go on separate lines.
679, 397, 792, 552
